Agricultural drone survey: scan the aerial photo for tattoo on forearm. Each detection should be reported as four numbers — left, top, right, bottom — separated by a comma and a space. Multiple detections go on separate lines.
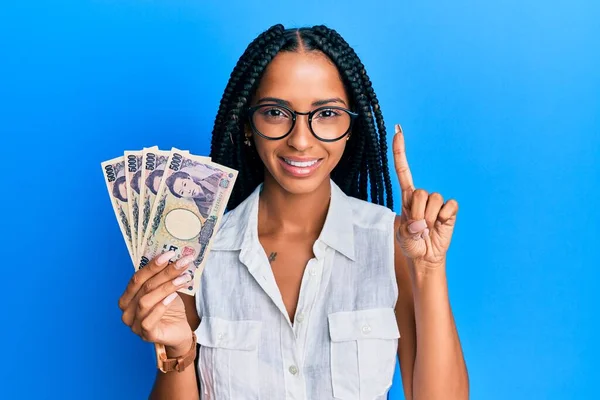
268, 252, 277, 263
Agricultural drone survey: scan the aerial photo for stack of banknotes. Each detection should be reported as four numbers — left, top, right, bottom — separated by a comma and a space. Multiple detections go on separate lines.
101, 147, 238, 296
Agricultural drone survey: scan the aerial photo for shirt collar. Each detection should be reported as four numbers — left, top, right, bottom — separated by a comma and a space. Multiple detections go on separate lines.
210, 184, 260, 252
316, 180, 355, 261
211, 179, 355, 261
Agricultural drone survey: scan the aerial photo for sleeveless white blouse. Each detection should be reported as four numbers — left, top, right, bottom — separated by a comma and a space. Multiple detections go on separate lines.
194, 180, 400, 400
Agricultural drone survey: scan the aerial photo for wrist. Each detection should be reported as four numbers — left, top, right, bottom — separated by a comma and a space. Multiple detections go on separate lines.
408, 258, 447, 291
165, 335, 194, 358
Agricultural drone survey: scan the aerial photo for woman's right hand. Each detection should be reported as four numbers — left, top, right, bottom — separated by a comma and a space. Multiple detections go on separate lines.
118, 251, 196, 355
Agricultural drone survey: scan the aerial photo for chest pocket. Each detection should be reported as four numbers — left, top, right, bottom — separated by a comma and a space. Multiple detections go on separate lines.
196, 317, 262, 400
328, 308, 400, 400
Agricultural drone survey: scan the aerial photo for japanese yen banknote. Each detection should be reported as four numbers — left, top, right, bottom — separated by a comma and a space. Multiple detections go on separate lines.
101, 147, 237, 295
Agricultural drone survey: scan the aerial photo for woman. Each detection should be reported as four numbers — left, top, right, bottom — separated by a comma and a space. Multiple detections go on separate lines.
118, 24, 469, 399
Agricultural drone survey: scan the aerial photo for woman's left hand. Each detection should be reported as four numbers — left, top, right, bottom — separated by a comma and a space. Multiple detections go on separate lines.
392, 124, 459, 268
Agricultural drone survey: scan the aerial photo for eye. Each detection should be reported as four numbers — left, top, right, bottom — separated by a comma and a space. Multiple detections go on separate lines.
315, 109, 341, 119
260, 107, 290, 120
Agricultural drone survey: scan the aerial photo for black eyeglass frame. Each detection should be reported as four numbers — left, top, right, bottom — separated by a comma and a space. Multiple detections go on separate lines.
246, 103, 359, 143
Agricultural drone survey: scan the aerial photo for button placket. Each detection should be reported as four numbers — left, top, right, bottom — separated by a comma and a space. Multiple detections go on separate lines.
281, 318, 305, 399
294, 257, 323, 337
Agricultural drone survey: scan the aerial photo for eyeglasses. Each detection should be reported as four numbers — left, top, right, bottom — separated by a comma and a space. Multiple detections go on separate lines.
247, 104, 359, 142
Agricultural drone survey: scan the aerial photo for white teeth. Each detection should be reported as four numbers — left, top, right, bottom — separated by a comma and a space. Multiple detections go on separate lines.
283, 158, 318, 167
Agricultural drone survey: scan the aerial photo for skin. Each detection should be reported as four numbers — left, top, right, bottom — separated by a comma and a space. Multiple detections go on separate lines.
119, 50, 469, 399
249, 51, 350, 322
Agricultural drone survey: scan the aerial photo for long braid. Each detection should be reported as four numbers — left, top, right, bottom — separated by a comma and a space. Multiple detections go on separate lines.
298, 30, 364, 197
210, 25, 284, 157
320, 26, 394, 207
358, 63, 394, 207
210, 25, 287, 207
225, 36, 288, 204
209, 24, 394, 211
306, 27, 388, 206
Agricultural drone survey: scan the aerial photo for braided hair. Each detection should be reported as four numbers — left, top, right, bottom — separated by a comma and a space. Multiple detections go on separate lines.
209, 24, 394, 211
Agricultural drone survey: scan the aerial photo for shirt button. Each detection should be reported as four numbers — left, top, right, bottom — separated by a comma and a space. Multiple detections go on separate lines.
296, 313, 305, 323
361, 324, 372, 335
309, 268, 317, 276
289, 365, 299, 375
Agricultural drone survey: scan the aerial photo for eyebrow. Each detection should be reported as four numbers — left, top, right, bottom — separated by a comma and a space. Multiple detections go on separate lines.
256, 97, 348, 107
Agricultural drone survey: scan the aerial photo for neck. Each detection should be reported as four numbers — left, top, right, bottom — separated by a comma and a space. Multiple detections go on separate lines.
257, 174, 331, 236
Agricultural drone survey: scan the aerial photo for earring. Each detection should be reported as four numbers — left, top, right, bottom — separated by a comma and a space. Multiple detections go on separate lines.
244, 136, 252, 147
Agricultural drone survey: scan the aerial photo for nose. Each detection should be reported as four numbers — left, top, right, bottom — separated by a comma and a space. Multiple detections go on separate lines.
286, 114, 314, 152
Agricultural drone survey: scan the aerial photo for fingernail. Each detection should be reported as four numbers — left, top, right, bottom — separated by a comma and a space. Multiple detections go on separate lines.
157, 251, 176, 266
408, 219, 427, 234
163, 292, 178, 305
421, 228, 430, 238
184, 265, 197, 277
175, 255, 196, 269
395, 124, 402, 134
173, 273, 192, 286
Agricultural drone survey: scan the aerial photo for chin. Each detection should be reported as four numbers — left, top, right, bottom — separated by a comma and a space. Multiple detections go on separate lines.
265, 159, 332, 196
276, 176, 328, 195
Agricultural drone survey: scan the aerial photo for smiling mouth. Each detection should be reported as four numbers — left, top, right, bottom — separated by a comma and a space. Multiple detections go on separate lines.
281, 158, 321, 167
278, 156, 324, 178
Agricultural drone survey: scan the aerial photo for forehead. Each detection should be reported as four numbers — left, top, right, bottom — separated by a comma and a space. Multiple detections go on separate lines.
252, 51, 348, 106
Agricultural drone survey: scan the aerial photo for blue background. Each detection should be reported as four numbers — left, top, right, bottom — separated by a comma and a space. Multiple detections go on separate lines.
1, 0, 598, 399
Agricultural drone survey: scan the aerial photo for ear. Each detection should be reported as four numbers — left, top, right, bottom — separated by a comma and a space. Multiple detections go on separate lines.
245, 122, 253, 137
242, 123, 254, 148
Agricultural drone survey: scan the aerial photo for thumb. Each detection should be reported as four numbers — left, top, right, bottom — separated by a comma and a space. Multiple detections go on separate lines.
404, 218, 428, 241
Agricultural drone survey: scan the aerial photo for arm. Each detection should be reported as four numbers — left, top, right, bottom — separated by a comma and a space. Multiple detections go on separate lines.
148, 295, 201, 400
391, 123, 469, 399
394, 218, 417, 400
394, 215, 469, 400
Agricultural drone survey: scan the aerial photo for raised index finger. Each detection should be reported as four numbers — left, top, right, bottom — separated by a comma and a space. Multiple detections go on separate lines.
392, 124, 415, 193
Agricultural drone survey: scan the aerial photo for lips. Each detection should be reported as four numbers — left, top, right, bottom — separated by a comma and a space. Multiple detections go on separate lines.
278, 156, 323, 178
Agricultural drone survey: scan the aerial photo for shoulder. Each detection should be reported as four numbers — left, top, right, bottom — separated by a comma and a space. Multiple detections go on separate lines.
345, 195, 397, 231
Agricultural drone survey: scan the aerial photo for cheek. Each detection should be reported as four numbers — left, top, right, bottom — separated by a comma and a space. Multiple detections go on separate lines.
325, 142, 347, 163
253, 137, 279, 164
